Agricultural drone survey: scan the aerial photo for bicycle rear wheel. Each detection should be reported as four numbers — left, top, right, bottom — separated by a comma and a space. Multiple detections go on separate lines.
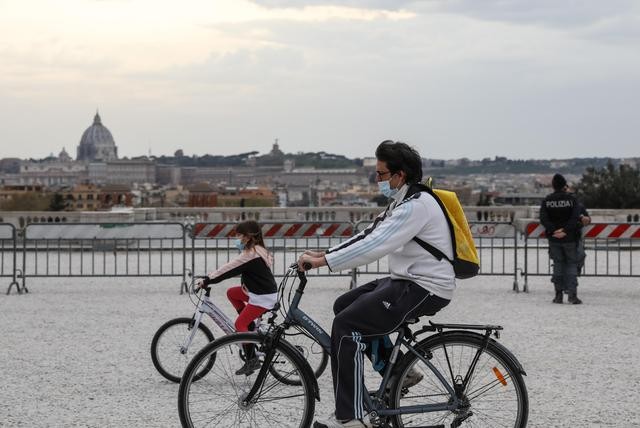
178, 332, 315, 428
150, 317, 215, 383
389, 331, 528, 428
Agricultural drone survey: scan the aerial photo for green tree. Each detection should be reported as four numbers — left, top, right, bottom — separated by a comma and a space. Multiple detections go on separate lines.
0, 193, 51, 211
576, 162, 640, 208
48, 193, 67, 211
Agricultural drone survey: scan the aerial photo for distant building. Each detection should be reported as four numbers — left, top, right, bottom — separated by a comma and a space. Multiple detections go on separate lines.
217, 186, 277, 207
58, 147, 72, 163
276, 167, 365, 188
88, 159, 155, 185
16, 155, 87, 187
187, 183, 218, 207
65, 183, 100, 211
270, 139, 284, 157
76, 112, 118, 162
163, 186, 189, 207
99, 185, 133, 208
0, 158, 21, 174
156, 164, 182, 186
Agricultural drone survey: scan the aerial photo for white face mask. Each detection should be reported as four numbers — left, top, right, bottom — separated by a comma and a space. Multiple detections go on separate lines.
378, 180, 399, 198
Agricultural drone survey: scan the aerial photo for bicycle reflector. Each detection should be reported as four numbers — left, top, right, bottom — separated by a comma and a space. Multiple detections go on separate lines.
492, 367, 508, 386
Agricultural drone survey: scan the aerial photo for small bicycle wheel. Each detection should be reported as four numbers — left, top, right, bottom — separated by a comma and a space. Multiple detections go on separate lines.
390, 331, 528, 428
150, 317, 215, 383
269, 330, 328, 386
178, 332, 315, 428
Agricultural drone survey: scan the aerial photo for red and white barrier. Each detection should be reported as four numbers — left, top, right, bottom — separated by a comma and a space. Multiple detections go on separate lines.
525, 222, 640, 239
192, 222, 353, 239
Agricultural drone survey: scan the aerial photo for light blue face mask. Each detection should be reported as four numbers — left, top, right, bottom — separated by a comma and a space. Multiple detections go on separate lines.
234, 238, 245, 251
378, 180, 399, 198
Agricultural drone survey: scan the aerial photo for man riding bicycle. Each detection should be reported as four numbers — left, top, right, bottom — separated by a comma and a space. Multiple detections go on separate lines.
298, 140, 455, 428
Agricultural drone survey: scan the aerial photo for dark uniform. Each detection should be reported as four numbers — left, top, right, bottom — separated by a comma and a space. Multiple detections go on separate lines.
539, 174, 581, 303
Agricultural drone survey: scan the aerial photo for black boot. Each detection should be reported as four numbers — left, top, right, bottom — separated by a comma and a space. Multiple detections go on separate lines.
235, 357, 261, 376
568, 293, 582, 305
552, 290, 563, 304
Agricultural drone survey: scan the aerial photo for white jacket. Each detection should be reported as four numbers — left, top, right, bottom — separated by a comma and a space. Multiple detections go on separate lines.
325, 184, 456, 300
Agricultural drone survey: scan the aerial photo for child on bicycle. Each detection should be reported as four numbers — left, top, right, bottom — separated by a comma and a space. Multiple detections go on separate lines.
196, 220, 278, 375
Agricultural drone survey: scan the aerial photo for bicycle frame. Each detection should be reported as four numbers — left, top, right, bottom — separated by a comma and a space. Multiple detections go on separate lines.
247, 267, 461, 417
180, 288, 236, 354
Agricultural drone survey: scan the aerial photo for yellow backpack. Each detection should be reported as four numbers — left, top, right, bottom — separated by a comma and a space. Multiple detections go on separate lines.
412, 178, 480, 279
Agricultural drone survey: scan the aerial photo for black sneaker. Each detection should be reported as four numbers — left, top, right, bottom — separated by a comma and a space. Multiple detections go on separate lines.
235, 357, 261, 376
552, 291, 563, 304
568, 295, 583, 305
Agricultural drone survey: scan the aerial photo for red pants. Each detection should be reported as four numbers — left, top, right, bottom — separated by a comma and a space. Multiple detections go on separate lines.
226, 286, 267, 332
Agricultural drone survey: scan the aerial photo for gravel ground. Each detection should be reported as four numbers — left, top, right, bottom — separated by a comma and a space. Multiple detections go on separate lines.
1, 274, 639, 427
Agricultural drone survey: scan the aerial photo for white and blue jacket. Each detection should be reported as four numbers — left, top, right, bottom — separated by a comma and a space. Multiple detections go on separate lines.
325, 184, 456, 300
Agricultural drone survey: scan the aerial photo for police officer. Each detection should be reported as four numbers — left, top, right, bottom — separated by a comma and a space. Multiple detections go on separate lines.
539, 173, 582, 304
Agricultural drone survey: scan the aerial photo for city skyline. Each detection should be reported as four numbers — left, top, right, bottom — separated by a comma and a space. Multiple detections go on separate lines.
1, 1, 639, 161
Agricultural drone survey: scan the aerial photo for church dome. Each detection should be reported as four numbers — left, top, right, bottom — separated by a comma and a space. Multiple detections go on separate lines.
58, 147, 71, 162
76, 112, 118, 162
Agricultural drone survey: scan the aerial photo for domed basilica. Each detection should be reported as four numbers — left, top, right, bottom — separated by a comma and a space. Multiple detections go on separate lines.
76, 112, 118, 162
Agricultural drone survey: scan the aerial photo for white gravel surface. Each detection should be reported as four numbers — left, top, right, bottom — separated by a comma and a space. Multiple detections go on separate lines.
1, 274, 639, 427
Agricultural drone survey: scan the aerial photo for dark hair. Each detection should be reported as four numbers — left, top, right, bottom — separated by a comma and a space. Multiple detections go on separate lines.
235, 220, 266, 249
375, 140, 423, 184
552, 173, 567, 191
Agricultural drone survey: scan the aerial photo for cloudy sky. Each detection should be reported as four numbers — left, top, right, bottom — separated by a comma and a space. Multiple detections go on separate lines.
1, 0, 638, 160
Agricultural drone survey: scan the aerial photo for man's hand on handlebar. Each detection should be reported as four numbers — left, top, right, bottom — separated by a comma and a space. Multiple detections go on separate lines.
297, 253, 328, 271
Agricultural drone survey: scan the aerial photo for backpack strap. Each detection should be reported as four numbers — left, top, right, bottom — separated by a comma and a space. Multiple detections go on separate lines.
406, 180, 457, 266
413, 236, 453, 264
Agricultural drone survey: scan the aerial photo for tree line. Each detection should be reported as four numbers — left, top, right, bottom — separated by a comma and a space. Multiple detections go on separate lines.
576, 162, 640, 209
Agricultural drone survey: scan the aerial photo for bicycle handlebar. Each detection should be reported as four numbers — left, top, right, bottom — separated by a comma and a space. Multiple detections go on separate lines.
191, 276, 211, 293
287, 263, 310, 286
288, 262, 313, 271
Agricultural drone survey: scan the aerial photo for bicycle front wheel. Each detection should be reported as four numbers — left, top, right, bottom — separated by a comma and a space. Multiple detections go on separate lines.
178, 332, 315, 428
390, 331, 528, 428
150, 317, 215, 383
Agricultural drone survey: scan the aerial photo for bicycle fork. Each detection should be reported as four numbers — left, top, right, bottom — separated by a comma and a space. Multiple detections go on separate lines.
180, 310, 205, 354
240, 328, 285, 406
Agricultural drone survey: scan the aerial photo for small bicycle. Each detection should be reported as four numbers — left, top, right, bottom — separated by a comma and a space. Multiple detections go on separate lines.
178, 264, 529, 427
150, 275, 329, 384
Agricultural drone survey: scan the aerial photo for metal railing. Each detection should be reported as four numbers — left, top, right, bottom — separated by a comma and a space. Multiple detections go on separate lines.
1, 223, 20, 294
4, 220, 639, 295
20, 223, 188, 293
521, 222, 640, 292
189, 221, 358, 291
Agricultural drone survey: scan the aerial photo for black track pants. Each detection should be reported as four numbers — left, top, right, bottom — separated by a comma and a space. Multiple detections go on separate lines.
330, 277, 450, 421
